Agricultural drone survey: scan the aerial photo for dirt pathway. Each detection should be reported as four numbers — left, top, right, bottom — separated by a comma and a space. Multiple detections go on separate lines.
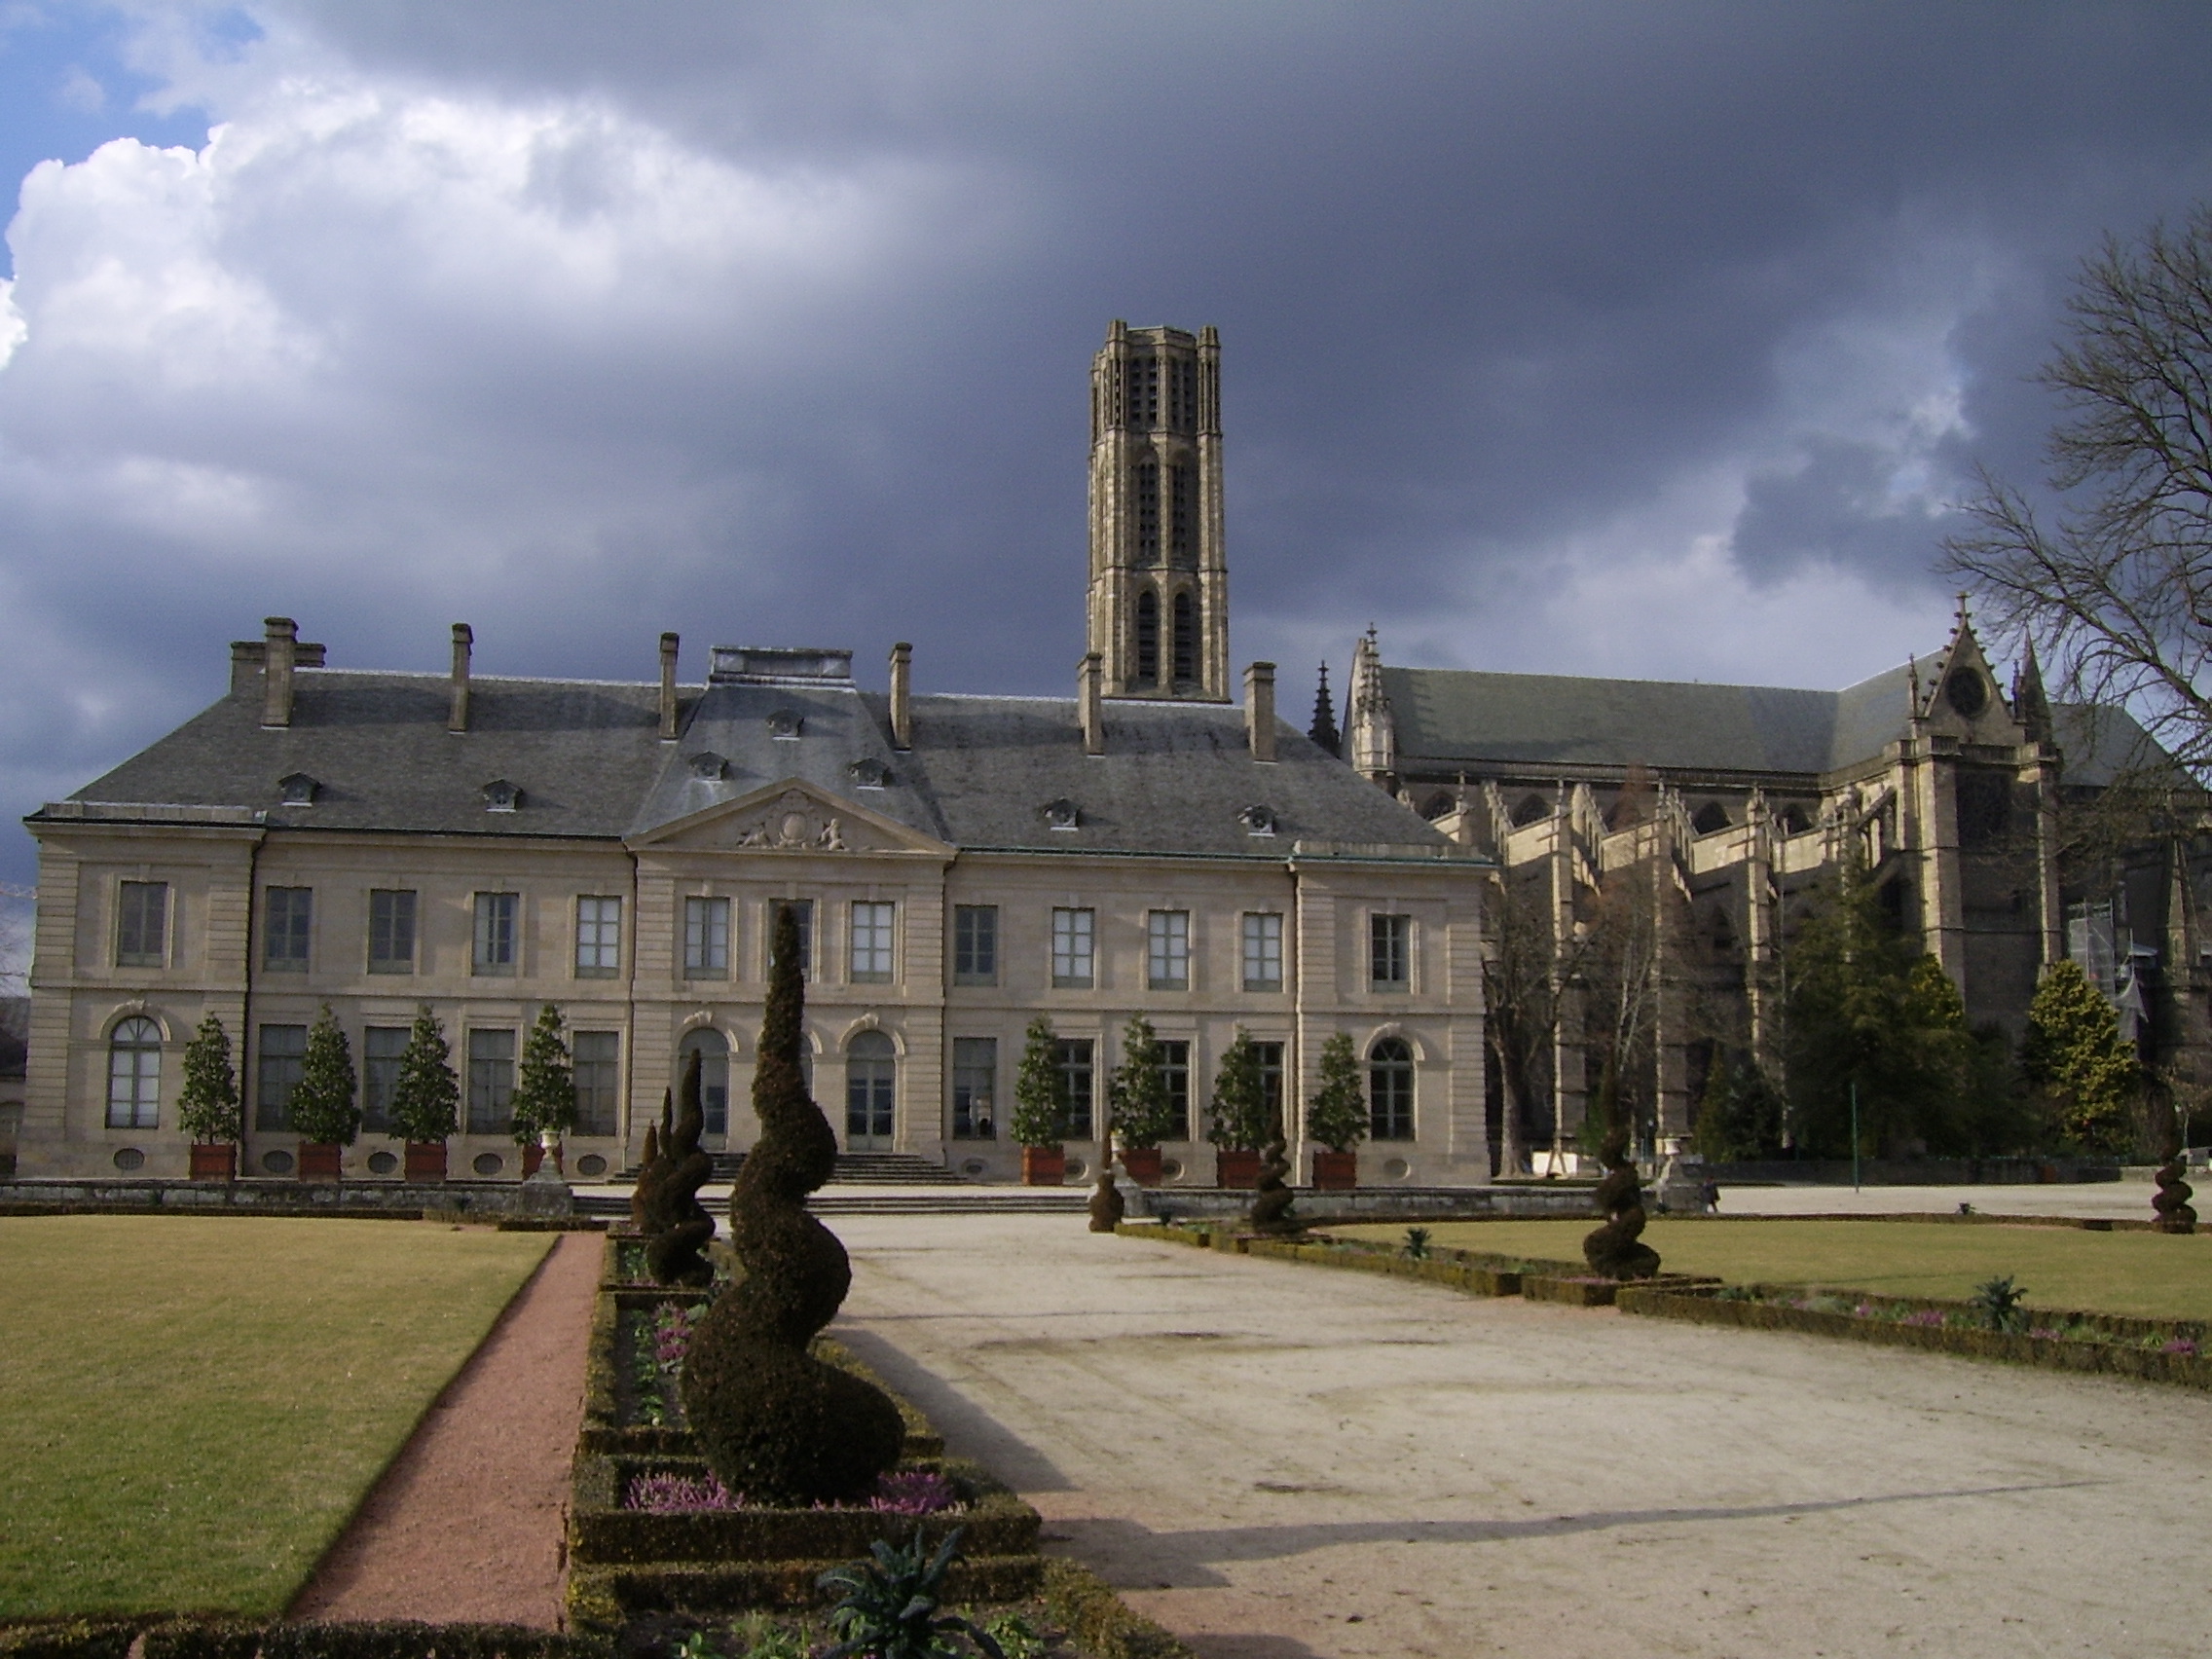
289, 1230, 602, 1628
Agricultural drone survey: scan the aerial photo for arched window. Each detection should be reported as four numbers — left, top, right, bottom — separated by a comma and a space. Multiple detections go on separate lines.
677, 1028, 729, 1140
1134, 458, 1161, 564
107, 1016, 162, 1129
1135, 591, 1160, 684
1421, 793, 1456, 821
846, 1030, 896, 1148
1171, 592, 1196, 685
1368, 1037, 1415, 1141
1692, 800, 1731, 835
1777, 803, 1811, 835
1511, 793, 1548, 828
1169, 464, 1194, 565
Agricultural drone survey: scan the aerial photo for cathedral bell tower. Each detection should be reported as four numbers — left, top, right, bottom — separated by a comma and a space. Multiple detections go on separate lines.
1087, 320, 1229, 700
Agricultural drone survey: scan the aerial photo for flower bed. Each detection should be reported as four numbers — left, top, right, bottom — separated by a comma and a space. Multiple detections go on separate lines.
1126, 1218, 1575, 1298
0, 1621, 608, 1659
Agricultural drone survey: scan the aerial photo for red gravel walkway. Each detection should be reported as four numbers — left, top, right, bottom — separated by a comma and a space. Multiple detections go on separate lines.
289, 1231, 602, 1627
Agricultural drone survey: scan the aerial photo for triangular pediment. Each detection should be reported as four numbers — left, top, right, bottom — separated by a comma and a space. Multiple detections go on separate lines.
629, 777, 949, 856
1917, 610, 2026, 746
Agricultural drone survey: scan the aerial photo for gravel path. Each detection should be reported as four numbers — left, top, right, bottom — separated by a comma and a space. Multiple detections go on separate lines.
289, 1231, 601, 1627
832, 1213, 2212, 1659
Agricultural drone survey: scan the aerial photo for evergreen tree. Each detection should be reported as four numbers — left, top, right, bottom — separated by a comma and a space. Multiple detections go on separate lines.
1305, 1031, 1369, 1154
2023, 959, 2140, 1153
1107, 1014, 1177, 1150
1011, 1015, 1067, 1150
288, 1004, 359, 1145
389, 1005, 460, 1144
1690, 1049, 1784, 1162
510, 1003, 576, 1145
176, 1014, 240, 1145
1206, 1028, 1271, 1151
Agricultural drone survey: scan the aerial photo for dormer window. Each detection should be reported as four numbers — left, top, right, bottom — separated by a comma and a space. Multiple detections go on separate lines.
482, 779, 521, 813
767, 710, 802, 740
848, 757, 891, 789
1944, 668, 1988, 719
1044, 797, 1082, 831
277, 772, 318, 807
1239, 803, 1278, 836
688, 752, 727, 781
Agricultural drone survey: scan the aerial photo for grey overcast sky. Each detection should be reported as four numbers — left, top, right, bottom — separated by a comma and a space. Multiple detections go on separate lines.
5, 2, 2212, 902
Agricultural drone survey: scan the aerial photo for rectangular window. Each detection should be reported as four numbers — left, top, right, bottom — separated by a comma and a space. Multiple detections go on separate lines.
770, 900, 813, 975
1242, 911, 1283, 991
1147, 909, 1190, 990
1053, 1038, 1094, 1140
256, 1023, 307, 1131
1158, 1039, 1191, 1140
473, 892, 519, 977
368, 889, 417, 974
951, 1037, 998, 1139
116, 880, 167, 968
265, 887, 313, 972
572, 1031, 621, 1136
953, 904, 998, 985
575, 895, 622, 977
361, 1025, 409, 1134
851, 901, 896, 984
466, 1027, 517, 1134
683, 896, 730, 978
1253, 1040, 1285, 1136
1371, 912, 1411, 989
107, 1023, 160, 1129
1051, 907, 1095, 989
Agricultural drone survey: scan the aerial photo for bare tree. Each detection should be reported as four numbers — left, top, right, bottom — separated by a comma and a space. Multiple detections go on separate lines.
0, 882, 31, 999
1945, 203, 2212, 778
1483, 866, 1600, 1174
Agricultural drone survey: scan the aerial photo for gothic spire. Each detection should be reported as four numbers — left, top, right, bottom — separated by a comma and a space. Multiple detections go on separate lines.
2012, 638, 2053, 743
1309, 662, 1341, 756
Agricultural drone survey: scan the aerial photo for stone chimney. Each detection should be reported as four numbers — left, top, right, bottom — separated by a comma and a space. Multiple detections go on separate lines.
261, 617, 297, 728
659, 632, 681, 741
1080, 652, 1105, 756
888, 641, 912, 750
1244, 661, 1276, 762
448, 624, 473, 734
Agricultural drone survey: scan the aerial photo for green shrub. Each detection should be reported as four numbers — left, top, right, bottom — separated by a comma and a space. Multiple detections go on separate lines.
177, 1014, 241, 1144
1204, 1030, 1270, 1152
0, 1621, 142, 1659
1971, 1274, 2030, 1333
2024, 961, 2141, 1154
643, 1055, 714, 1288
388, 1007, 459, 1144
140, 1622, 268, 1659
511, 1004, 577, 1147
1010, 1017, 1065, 1151
1106, 1016, 1178, 1152
288, 1005, 360, 1145
817, 1530, 1006, 1659
1305, 1033, 1368, 1154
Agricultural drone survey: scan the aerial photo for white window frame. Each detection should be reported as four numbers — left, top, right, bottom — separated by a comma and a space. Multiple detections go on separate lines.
850, 901, 896, 984
684, 895, 730, 978
575, 895, 623, 977
1242, 911, 1283, 991
1147, 909, 1191, 991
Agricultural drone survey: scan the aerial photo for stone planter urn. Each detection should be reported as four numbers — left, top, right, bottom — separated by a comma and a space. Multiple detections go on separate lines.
1020, 1145, 1066, 1186
189, 1143, 238, 1182
1122, 1145, 1164, 1187
403, 1141, 448, 1182
521, 1130, 562, 1179
1215, 1148, 1262, 1190
1312, 1149, 1358, 1191
297, 1142, 343, 1182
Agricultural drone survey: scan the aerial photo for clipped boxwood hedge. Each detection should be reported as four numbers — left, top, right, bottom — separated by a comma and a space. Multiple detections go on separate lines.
565, 1553, 1045, 1628
0, 1622, 144, 1659
1037, 1559, 1196, 1659
0, 1625, 609, 1659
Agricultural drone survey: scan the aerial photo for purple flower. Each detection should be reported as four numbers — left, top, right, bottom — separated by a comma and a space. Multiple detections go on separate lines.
869, 1471, 961, 1516
1902, 1309, 1944, 1328
2028, 1328, 2061, 1342
627, 1471, 745, 1512
2161, 1338, 2198, 1357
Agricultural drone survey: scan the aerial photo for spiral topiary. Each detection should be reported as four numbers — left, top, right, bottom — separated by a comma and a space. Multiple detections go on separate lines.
1583, 1123, 1662, 1280
681, 905, 904, 1505
2153, 1138, 2197, 1235
629, 1113, 664, 1230
643, 1058, 714, 1287
1247, 1134, 1298, 1235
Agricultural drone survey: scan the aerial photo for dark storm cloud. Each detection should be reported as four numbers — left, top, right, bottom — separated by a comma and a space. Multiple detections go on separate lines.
3, 0, 2212, 902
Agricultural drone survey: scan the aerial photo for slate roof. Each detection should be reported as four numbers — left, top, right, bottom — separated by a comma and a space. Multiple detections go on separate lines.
47, 668, 1456, 861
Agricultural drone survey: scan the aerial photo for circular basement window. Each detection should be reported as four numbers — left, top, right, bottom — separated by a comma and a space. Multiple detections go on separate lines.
1063, 1158, 1088, 1181
575, 1154, 608, 1178
261, 1149, 295, 1175
1159, 1158, 1184, 1181
961, 1159, 988, 1177
1382, 1157, 1411, 1180
1944, 668, 1987, 718
366, 1150, 398, 1176
112, 1146, 145, 1172
472, 1152, 504, 1177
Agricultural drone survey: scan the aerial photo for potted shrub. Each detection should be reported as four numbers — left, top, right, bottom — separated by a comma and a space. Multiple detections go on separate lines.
289, 1003, 359, 1181
1206, 1027, 1270, 1189
1012, 1015, 1069, 1185
1307, 1031, 1368, 1190
511, 1004, 576, 1177
389, 1005, 459, 1181
177, 1013, 240, 1181
1108, 1014, 1177, 1186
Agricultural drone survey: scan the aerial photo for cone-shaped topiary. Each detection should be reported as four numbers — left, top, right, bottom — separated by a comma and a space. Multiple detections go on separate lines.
388, 1006, 459, 1144
176, 1014, 241, 1145
644, 1056, 715, 1286
510, 1004, 576, 1148
289, 1004, 360, 1146
629, 1116, 663, 1229
682, 905, 904, 1504
1582, 1085, 1661, 1280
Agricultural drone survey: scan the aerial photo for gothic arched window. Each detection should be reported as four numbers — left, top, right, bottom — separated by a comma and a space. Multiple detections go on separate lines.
1368, 1037, 1415, 1141
1135, 591, 1160, 685
1511, 793, 1548, 828
1172, 592, 1196, 685
846, 1030, 896, 1147
1692, 800, 1731, 835
107, 1016, 162, 1129
1134, 458, 1161, 564
1169, 464, 1193, 565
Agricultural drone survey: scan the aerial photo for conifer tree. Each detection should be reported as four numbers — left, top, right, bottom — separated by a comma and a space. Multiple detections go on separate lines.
1305, 1031, 1370, 1154
389, 1005, 460, 1144
1206, 1027, 1271, 1151
2023, 959, 2140, 1153
289, 1004, 359, 1145
176, 1014, 240, 1145
510, 1003, 576, 1145
1107, 1014, 1177, 1150
1011, 1015, 1067, 1150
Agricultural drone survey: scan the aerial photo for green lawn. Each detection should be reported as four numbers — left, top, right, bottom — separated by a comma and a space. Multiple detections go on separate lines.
1329, 1218, 2212, 1322
0, 1216, 554, 1619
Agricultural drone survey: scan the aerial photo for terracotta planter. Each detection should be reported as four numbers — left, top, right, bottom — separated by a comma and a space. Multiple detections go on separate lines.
1122, 1146, 1164, 1187
297, 1141, 343, 1181
404, 1141, 449, 1182
1312, 1149, 1358, 1191
1215, 1148, 1262, 1190
1020, 1146, 1066, 1186
188, 1142, 237, 1182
